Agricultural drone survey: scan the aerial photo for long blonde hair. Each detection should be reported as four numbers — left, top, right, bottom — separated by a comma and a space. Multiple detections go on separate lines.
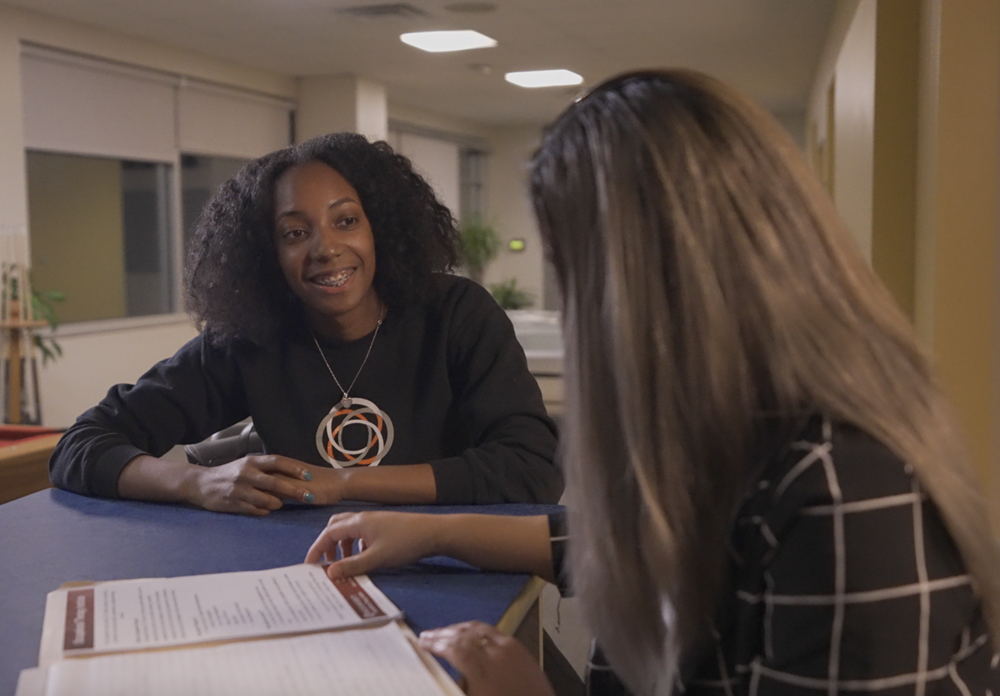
529, 69, 1000, 693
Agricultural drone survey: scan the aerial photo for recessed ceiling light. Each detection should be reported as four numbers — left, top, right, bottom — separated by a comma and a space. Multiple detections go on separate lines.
504, 69, 583, 88
400, 30, 497, 53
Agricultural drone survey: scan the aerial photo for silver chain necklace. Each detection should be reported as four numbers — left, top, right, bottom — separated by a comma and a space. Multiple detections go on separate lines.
310, 308, 385, 409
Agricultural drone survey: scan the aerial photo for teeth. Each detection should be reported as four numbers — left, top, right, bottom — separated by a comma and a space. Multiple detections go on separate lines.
315, 269, 353, 287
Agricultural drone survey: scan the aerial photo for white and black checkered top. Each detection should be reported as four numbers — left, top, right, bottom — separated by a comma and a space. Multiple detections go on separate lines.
550, 416, 999, 695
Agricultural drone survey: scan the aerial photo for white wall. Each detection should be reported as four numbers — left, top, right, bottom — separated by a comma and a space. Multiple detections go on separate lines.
483, 125, 546, 306
298, 75, 388, 143
0, 5, 295, 98
387, 103, 550, 308
806, 0, 875, 260
0, 19, 29, 241
832, 1, 876, 260
393, 133, 461, 221
388, 102, 492, 142
39, 320, 199, 428
0, 4, 294, 427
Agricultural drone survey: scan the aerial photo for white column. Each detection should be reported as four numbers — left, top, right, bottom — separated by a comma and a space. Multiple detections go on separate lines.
297, 75, 387, 143
832, 0, 876, 261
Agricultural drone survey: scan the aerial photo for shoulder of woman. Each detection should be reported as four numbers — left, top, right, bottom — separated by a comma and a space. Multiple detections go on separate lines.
192, 329, 283, 365
742, 418, 913, 520
417, 273, 497, 312
433, 272, 487, 296
827, 422, 915, 503
730, 419, 916, 577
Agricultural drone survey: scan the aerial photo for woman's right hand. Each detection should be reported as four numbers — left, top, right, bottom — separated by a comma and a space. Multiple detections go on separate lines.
305, 511, 441, 578
306, 512, 555, 582
183, 454, 316, 515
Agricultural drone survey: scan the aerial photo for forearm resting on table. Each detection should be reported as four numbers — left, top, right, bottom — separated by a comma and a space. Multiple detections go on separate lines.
117, 455, 197, 502
120, 457, 438, 505
429, 514, 554, 582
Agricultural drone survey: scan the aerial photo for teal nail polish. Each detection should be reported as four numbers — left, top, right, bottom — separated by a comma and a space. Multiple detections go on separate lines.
303, 471, 313, 482
303, 492, 315, 504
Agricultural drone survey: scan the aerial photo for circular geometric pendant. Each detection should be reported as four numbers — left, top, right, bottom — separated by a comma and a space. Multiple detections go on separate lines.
314, 397, 394, 467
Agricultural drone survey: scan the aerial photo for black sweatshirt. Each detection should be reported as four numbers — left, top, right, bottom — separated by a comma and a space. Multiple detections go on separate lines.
49, 275, 563, 504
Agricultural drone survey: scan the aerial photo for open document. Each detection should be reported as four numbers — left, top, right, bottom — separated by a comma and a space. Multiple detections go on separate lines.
41, 563, 398, 658
18, 564, 461, 696
39, 623, 455, 696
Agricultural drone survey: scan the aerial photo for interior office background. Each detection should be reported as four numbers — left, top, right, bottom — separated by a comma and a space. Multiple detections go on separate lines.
0, 0, 998, 530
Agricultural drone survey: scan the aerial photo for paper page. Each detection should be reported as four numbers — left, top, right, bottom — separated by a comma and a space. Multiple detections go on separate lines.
44, 622, 452, 696
52, 564, 400, 655
14, 667, 46, 696
396, 623, 467, 696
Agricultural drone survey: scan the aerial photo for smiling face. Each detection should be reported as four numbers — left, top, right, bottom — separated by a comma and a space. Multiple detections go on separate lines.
273, 160, 380, 341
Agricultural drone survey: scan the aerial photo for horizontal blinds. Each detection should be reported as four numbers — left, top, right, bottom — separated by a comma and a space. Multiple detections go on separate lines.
21, 46, 293, 161
21, 49, 176, 161
177, 81, 292, 158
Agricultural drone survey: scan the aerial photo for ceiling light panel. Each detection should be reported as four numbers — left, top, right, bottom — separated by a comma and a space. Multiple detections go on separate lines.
400, 30, 497, 53
504, 69, 583, 88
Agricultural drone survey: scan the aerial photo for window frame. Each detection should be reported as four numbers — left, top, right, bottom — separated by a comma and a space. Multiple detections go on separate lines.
20, 45, 294, 333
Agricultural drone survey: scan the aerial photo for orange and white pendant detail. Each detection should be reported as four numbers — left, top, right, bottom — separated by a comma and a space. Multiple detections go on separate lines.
315, 397, 394, 467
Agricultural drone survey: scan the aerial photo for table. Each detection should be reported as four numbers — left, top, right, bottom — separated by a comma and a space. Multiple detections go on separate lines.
0, 489, 560, 696
0, 430, 61, 505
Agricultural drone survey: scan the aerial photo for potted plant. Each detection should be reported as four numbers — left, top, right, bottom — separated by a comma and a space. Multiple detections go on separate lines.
489, 277, 534, 310
0, 263, 64, 425
31, 288, 65, 364
458, 218, 500, 285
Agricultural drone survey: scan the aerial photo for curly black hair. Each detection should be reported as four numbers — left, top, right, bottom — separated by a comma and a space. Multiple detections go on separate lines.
184, 132, 460, 346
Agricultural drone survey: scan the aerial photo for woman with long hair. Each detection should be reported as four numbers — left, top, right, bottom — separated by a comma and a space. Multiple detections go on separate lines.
307, 71, 1000, 694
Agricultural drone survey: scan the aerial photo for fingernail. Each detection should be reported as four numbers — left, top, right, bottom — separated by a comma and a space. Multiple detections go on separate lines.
303, 471, 313, 481
303, 492, 315, 504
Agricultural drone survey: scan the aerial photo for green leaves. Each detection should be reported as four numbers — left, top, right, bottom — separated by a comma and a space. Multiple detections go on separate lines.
489, 277, 534, 310
1, 263, 65, 365
458, 219, 501, 284
31, 289, 65, 365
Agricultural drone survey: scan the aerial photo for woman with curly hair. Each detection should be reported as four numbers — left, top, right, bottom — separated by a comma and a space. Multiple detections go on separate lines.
49, 132, 562, 514
305, 72, 1000, 695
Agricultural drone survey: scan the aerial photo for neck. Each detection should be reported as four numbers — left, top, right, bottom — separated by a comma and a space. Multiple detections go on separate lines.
308, 295, 384, 342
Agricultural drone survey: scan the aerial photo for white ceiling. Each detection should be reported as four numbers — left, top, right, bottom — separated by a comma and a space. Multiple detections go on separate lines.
3, 0, 838, 127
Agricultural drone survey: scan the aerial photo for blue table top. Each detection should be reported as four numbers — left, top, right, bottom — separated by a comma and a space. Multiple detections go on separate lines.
0, 489, 560, 696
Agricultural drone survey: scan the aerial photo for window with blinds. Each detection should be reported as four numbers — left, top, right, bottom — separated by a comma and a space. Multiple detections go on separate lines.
20, 46, 293, 324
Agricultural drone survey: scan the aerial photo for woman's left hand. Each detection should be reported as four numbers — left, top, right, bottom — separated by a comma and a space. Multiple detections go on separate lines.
418, 621, 555, 696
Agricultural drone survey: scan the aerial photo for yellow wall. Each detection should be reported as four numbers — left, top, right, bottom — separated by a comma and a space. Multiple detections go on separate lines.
871, 0, 920, 320
806, 0, 920, 319
27, 152, 127, 322
916, 0, 1000, 527
811, 0, 1000, 528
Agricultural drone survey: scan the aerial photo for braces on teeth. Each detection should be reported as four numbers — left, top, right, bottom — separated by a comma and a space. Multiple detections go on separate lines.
317, 269, 352, 287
